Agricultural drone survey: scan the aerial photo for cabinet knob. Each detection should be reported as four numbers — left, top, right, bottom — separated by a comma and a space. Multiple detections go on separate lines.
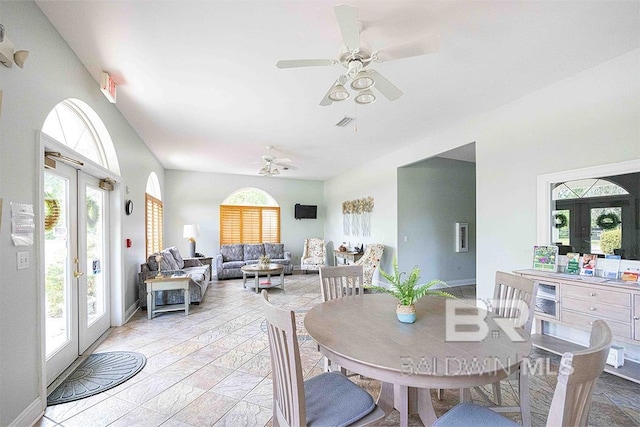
589, 292, 596, 296
590, 307, 596, 311
634, 316, 640, 321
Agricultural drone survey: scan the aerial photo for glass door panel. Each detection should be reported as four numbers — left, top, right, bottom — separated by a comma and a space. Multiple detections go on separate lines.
590, 207, 622, 255
44, 164, 79, 385
78, 172, 110, 352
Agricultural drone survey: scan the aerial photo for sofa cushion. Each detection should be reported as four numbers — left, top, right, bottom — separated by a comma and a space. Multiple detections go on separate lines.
243, 244, 265, 261
168, 246, 185, 269
221, 244, 244, 262
264, 243, 284, 259
223, 261, 246, 269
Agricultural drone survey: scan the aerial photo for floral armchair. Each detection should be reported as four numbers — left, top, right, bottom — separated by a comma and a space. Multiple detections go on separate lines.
301, 238, 326, 273
355, 244, 384, 286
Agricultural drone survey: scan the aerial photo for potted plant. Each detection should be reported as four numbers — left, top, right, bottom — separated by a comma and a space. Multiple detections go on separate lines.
258, 255, 271, 268
368, 258, 455, 323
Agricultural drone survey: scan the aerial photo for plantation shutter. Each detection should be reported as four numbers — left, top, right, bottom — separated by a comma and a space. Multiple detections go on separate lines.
241, 207, 261, 244
262, 208, 280, 243
145, 193, 163, 257
220, 205, 280, 244
220, 206, 242, 244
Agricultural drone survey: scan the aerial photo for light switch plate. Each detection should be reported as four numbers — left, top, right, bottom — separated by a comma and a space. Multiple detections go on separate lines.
17, 251, 29, 270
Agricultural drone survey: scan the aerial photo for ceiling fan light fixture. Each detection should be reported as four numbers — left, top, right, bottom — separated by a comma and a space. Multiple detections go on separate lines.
355, 89, 376, 105
328, 84, 350, 101
350, 71, 374, 90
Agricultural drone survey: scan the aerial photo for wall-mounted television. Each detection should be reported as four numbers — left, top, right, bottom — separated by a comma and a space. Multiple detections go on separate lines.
294, 203, 317, 219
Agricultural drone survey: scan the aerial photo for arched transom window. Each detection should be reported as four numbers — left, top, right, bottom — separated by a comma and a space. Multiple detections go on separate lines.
43, 98, 120, 175
220, 188, 280, 244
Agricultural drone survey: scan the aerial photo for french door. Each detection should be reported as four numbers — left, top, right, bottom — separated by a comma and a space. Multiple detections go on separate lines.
44, 163, 111, 385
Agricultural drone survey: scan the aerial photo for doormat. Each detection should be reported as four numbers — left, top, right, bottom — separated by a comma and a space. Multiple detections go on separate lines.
47, 351, 146, 406
261, 310, 310, 343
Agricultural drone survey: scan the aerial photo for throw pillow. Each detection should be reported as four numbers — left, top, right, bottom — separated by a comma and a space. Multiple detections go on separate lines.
264, 243, 284, 259
168, 246, 185, 269
244, 244, 265, 261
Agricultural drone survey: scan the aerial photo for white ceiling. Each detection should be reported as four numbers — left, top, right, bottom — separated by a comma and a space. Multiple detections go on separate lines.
36, 1, 639, 181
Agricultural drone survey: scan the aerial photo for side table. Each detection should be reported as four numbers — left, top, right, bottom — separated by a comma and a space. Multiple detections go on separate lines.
145, 274, 191, 319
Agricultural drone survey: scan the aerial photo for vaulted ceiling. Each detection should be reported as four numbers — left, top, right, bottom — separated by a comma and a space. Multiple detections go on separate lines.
36, 1, 640, 180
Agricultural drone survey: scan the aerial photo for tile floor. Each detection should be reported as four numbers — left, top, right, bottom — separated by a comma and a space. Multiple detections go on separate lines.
40, 274, 639, 426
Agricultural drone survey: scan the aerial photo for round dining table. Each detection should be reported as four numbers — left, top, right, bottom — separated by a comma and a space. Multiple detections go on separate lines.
304, 293, 532, 427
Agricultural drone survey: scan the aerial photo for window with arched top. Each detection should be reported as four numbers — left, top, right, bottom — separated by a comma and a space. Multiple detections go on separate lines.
220, 188, 280, 244
145, 172, 163, 256
552, 178, 630, 256
43, 98, 120, 175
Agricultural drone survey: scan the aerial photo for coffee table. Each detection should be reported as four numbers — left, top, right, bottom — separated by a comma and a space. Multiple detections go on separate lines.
144, 273, 191, 319
241, 263, 285, 293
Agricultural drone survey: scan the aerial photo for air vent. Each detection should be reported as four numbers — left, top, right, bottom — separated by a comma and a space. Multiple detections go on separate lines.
335, 116, 354, 127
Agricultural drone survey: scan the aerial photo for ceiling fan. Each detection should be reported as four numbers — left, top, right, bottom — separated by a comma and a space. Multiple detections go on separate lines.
257, 146, 292, 177
276, 4, 439, 106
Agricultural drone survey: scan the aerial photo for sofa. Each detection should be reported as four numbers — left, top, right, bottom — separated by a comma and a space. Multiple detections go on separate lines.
138, 246, 211, 308
216, 243, 293, 279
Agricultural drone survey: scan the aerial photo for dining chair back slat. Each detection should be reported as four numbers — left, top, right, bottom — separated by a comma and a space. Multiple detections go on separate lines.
319, 265, 364, 302
493, 271, 539, 334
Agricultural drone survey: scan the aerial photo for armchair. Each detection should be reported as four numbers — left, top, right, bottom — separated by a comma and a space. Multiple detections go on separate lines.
354, 243, 384, 286
301, 238, 326, 273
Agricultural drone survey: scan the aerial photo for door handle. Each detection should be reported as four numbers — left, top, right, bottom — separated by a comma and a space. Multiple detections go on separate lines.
73, 257, 84, 278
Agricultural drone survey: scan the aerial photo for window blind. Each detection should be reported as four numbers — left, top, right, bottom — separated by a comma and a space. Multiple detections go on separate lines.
145, 193, 163, 257
220, 205, 280, 244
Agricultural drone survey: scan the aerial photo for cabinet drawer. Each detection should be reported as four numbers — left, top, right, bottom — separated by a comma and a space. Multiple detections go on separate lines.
562, 284, 630, 307
562, 296, 630, 323
561, 310, 631, 339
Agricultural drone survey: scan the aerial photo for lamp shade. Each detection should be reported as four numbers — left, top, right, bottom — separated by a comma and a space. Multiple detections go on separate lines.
350, 71, 374, 90
355, 89, 376, 105
183, 224, 200, 239
328, 84, 349, 101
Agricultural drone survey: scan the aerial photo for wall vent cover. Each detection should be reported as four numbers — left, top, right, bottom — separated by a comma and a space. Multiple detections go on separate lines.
335, 116, 354, 127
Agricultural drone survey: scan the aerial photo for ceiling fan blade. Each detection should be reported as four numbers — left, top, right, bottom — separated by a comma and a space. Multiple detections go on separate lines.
334, 4, 360, 51
375, 36, 440, 63
370, 70, 403, 101
276, 59, 337, 69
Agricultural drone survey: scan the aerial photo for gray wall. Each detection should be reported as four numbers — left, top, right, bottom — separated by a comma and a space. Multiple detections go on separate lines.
164, 170, 324, 268
398, 158, 476, 285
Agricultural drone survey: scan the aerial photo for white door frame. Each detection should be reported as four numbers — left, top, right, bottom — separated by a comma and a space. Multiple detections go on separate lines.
37, 132, 124, 401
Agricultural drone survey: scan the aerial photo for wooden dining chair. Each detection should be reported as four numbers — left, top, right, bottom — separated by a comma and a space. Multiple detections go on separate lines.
261, 290, 385, 427
318, 265, 364, 373
441, 271, 538, 425
433, 319, 612, 427
319, 265, 364, 302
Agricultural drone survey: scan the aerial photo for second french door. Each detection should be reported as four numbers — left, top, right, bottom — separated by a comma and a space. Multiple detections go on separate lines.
45, 164, 111, 385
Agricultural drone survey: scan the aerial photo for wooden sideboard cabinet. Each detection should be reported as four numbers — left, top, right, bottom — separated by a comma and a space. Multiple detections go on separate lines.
516, 269, 640, 383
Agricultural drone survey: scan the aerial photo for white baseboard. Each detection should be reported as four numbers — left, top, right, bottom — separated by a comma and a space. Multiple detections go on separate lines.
124, 301, 140, 324
443, 278, 476, 287
9, 396, 43, 427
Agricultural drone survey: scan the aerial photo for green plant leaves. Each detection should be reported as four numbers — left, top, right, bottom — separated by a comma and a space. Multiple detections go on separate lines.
368, 257, 455, 305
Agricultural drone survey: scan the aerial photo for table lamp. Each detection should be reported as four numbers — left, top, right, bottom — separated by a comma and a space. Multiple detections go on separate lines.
183, 224, 200, 258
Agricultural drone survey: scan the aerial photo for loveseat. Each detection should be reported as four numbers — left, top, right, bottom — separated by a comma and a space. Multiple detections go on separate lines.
216, 243, 293, 279
138, 246, 211, 308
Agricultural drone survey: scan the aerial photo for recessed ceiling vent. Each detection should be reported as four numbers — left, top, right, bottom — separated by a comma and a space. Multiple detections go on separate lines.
335, 116, 354, 127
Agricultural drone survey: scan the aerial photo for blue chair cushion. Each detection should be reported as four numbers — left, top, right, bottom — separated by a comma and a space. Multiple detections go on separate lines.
304, 371, 375, 427
433, 402, 520, 427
